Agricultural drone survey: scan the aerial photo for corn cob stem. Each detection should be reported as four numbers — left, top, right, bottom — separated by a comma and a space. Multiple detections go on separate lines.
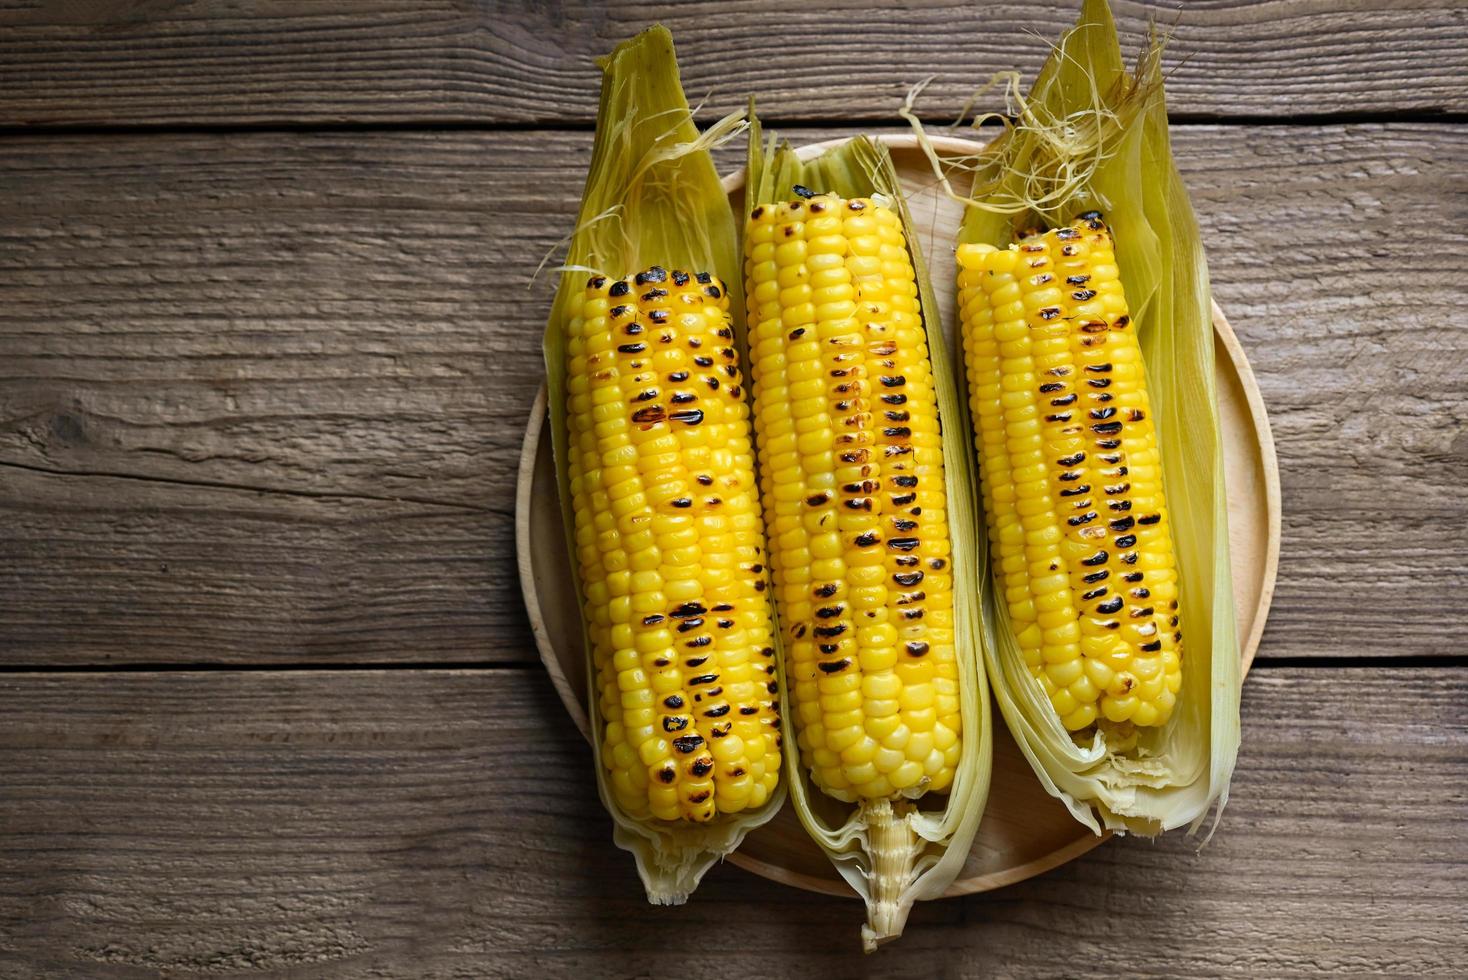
859, 799, 918, 952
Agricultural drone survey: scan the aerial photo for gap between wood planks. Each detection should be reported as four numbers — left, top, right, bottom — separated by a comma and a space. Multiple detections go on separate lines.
0, 457, 501, 515
0, 656, 1464, 674
0, 110, 1463, 140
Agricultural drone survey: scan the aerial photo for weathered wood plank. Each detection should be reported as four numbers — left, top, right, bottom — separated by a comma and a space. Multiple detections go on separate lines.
0, 1, 1464, 128
0, 129, 549, 664
1, 123, 1464, 664
1181, 124, 1468, 663
0, 467, 513, 662
0, 667, 1462, 977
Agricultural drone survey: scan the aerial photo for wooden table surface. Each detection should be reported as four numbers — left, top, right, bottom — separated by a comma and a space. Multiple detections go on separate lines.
2, 2, 1465, 977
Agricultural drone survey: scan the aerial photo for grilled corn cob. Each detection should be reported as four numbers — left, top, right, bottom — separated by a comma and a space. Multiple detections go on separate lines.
927, 0, 1238, 836
566, 267, 782, 820
956, 213, 1182, 732
740, 137, 992, 946
544, 25, 787, 902
746, 193, 962, 797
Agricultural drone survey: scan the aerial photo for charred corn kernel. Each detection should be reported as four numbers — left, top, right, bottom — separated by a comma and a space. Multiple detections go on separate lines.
745, 193, 961, 803
566, 266, 782, 822
957, 213, 1182, 731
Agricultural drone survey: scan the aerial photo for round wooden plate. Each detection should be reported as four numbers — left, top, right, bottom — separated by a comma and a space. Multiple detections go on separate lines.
516, 135, 1281, 897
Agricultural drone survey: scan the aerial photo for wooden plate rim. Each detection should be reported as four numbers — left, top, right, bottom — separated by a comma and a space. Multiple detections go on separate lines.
515, 132, 1281, 897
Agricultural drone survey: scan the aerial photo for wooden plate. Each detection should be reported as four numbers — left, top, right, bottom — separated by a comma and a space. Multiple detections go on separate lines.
516, 135, 1280, 897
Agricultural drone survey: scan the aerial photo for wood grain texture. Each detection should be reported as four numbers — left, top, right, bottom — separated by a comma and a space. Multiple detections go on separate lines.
1, 123, 1464, 664
1182, 124, 1468, 663
0, 666, 1462, 978
0, 129, 544, 664
1, 1, 1465, 128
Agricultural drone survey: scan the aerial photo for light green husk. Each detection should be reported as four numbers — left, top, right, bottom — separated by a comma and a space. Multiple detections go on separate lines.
745, 113, 992, 949
909, 0, 1241, 835
541, 25, 782, 905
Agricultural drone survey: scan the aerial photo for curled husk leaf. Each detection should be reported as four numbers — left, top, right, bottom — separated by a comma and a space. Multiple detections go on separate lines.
744, 112, 992, 948
541, 25, 782, 904
910, 0, 1242, 835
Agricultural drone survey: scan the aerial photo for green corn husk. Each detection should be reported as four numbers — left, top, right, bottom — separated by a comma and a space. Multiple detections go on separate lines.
541, 25, 783, 904
917, 0, 1241, 834
745, 114, 992, 949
